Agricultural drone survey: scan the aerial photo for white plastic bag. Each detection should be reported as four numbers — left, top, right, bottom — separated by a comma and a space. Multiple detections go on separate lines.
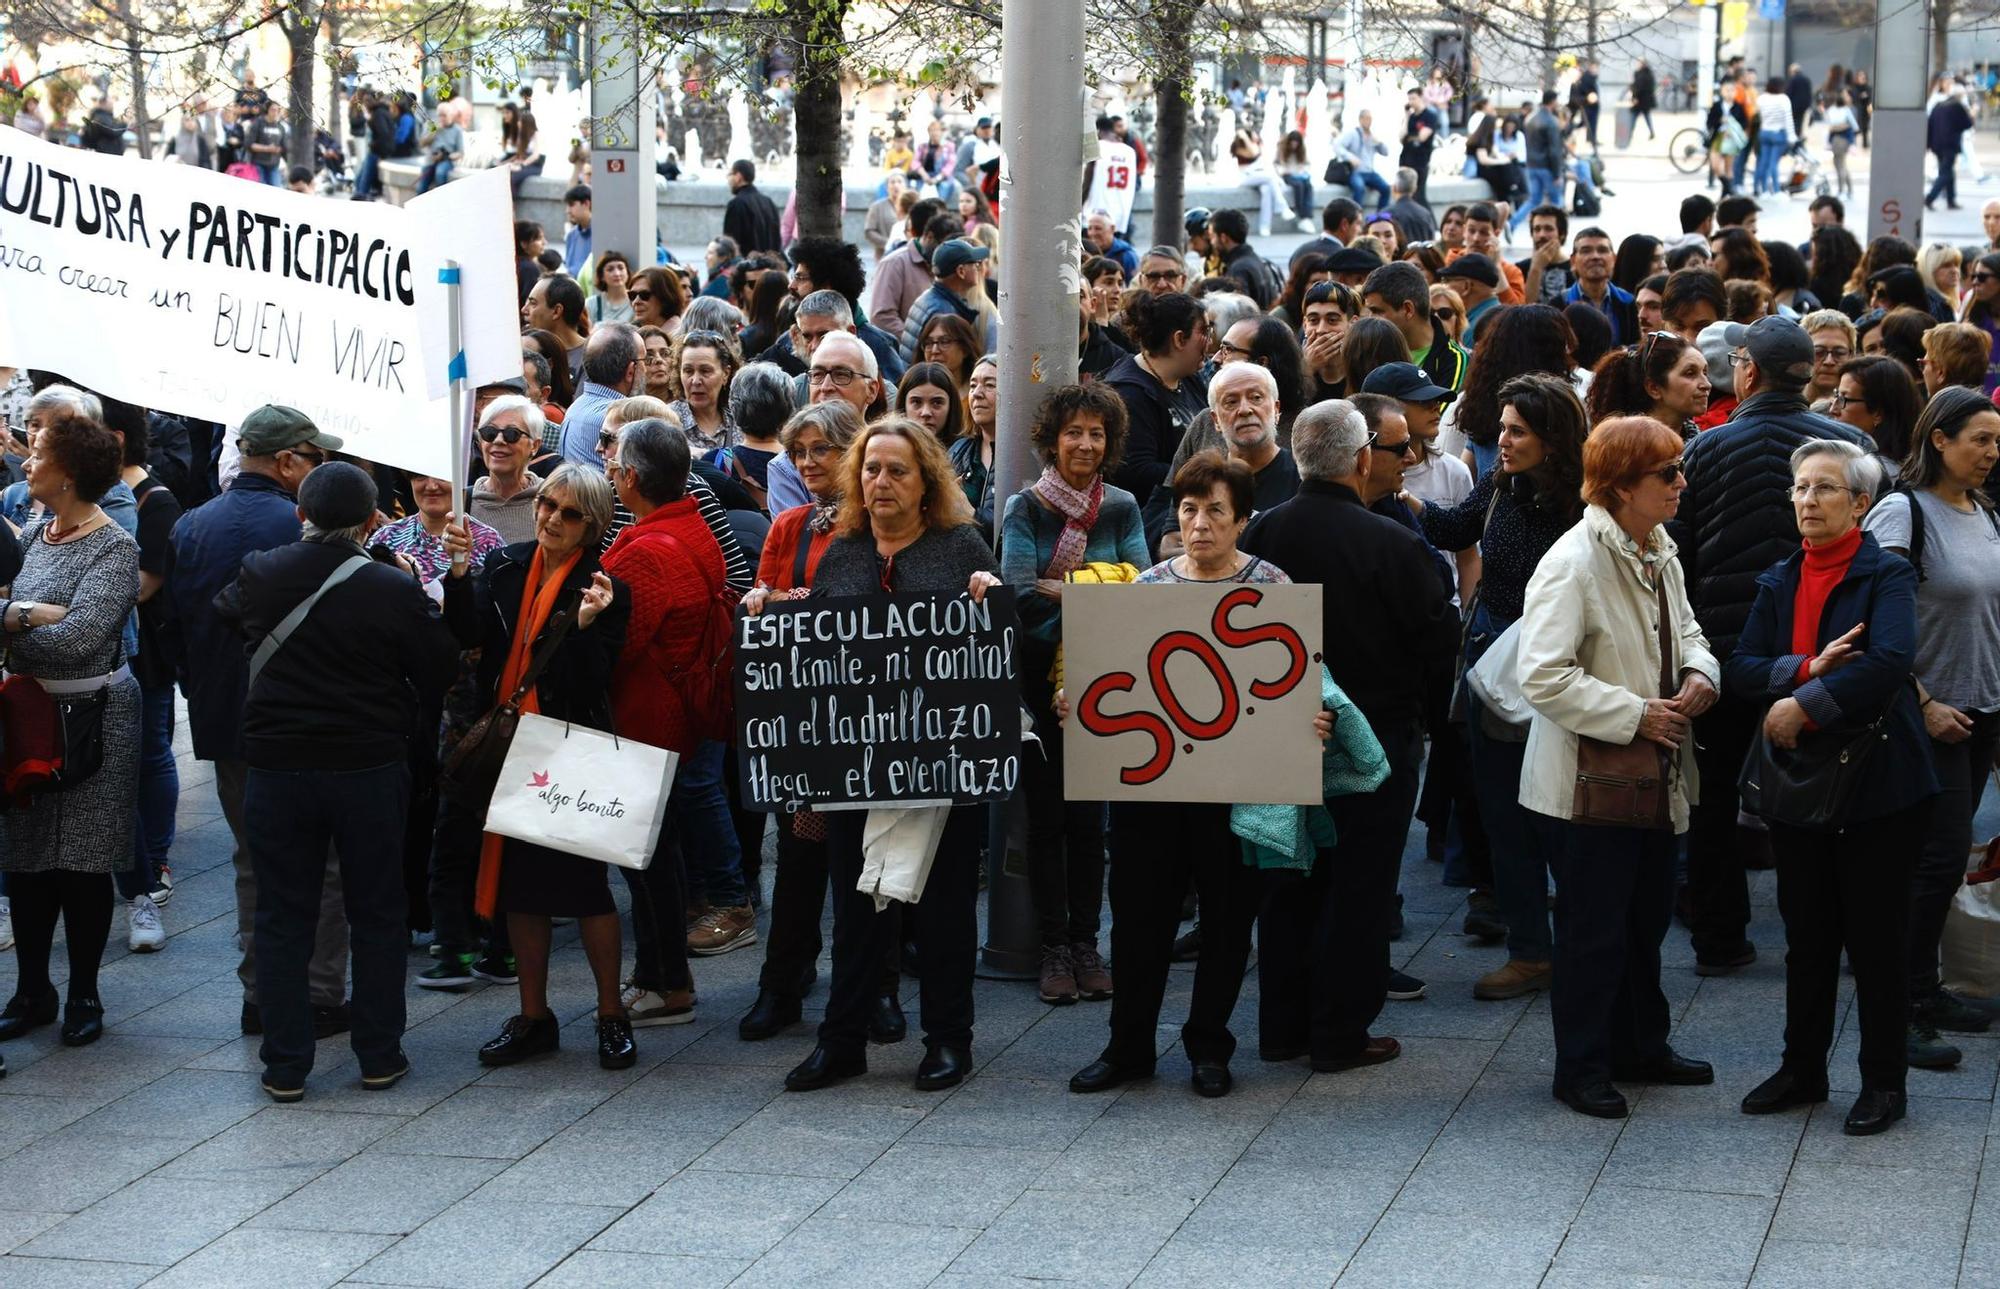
484, 713, 678, 870
1941, 836, 2000, 999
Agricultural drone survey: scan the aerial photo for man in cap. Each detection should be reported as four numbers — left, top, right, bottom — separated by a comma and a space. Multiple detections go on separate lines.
1184, 206, 1218, 279
1437, 254, 1503, 345
899, 238, 996, 364
169, 406, 354, 1042
217, 461, 458, 1101
1667, 316, 1871, 981
1327, 245, 1385, 289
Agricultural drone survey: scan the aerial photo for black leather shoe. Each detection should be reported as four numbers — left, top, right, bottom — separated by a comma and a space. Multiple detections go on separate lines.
1741, 1068, 1830, 1115
868, 993, 907, 1045
0, 989, 59, 1041
1554, 1079, 1629, 1119
478, 1014, 560, 1066
597, 1014, 637, 1070
786, 1045, 865, 1091
739, 990, 802, 1042
1613, 1049, 1714, 1086
1069, 1057, 1155, 1093
1844, 1089, 1907, 1136
59, 997, 105, 1047
1191, 1062, 1233, 1098
914, 1043, 970, 1092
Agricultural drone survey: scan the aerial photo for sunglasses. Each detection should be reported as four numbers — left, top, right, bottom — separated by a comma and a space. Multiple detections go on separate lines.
596, 429, 620, 448
1365, 431, 1416, 458
478, 425, 529, 444
629, 289, 653, 301
1634, 330, 1679, 369
1973, 273, 1998, 283
534, 495, 587, 525
1434, 308, 1459, 320
1143, 269, 1184, 283
1652, 458, 1685, 485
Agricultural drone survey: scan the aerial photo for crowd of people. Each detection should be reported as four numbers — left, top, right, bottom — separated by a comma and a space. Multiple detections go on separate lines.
4, 64, 2000, 1146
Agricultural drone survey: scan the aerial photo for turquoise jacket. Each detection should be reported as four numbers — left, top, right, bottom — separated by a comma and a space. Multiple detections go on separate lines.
1231, 668, 1388, 871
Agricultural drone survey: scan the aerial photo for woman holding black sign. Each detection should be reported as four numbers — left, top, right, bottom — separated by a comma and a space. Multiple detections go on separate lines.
1726, 439, 1935, 1136
441, 464, 633, 1071
780, 417, 1002, 1094
1000, 383, 1148, 1005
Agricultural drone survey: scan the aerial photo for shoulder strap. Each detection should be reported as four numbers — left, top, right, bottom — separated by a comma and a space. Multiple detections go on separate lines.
502, 605, 577, 708
1902, 486, 1928, 581
1655, 575, 1675, 699
791, 514, 815, 588
246, 554, 373, 692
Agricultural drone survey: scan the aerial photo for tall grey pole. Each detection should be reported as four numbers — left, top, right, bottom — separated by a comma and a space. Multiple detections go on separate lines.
1866, 0, 1928, 243
589, 16, 658, 282
982, 3, 1086, 981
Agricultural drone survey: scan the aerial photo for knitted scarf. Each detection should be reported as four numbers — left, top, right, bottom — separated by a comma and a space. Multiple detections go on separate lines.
1029, 466, 1103, 579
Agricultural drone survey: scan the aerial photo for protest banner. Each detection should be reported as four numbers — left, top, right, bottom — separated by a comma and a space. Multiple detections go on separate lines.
1061, 581, 1325, 805
0, 125, 517, 479
734, 591, 1022, 810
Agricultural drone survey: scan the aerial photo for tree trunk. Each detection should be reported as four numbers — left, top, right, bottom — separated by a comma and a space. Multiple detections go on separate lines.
326, 5, 343, 156
1541, 1, 1560, 93
284, 4, 320, 172
125, 36, 152, 159
791, 0, 848, 239
1152, 78, 1189, 250
1933, 0, 1952, 77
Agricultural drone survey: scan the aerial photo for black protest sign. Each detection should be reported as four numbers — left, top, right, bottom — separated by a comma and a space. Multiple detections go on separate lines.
734, 591, 1022, 810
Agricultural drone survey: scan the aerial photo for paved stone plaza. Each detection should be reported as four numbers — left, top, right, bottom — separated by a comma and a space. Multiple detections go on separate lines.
6, 138, 2000, 1287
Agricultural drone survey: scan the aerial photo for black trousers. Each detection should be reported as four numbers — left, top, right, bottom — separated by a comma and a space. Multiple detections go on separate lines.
248, 763, 410, 1081
1547, 818, 1677, 1090
1687, 690, 1761, 959
819, 805, 983, 1059
625, 819, 693, 995
758, 821, 898, 999
1022, 665, 1106, 949
1102, 802, 1260, 1069
1773, 800, 1928, 1094
1909, 710, 2000, 996
1259, 722, 1423, 1062
428, 787, 510, 962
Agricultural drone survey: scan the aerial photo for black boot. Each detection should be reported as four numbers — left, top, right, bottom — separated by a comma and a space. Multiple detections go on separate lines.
868, 993, 907, 1044
739, 990, 802, 1041
914, 1043, 970, 1091
785, 1045, 865, 1091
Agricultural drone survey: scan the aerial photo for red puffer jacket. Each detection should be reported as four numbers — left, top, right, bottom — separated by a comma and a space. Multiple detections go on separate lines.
601, 498, 726, 755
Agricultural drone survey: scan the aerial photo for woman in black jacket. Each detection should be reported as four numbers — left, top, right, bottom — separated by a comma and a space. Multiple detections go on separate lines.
1098, 291, 1210, 505
440, 463, 635, 1070
1726, 439, 1937, 1136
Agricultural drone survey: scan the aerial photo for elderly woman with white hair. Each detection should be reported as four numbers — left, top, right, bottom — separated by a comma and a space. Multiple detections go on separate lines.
440, 462, 633, 1071
712, 361, 794, 512
469, 394, 547, 544
1727, 439, 1937, 1136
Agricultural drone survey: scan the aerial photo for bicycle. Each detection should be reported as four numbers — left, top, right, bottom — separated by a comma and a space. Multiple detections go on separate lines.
1668, 125, 1710, 174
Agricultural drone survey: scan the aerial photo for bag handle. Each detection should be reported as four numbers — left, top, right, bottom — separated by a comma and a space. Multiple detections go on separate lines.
1654, 575, 1675, 700
790, 514, 815, 589
247, 554, 373, 693
501, 605, 578, 711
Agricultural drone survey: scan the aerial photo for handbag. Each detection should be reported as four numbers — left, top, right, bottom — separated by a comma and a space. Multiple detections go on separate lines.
1571, 577, 1674, 830
0, 668, 116, 802
1323, 158, 1353, 185
483, 711, 678, 869
440, 608, 577, 809
1738, 682, 1911, 831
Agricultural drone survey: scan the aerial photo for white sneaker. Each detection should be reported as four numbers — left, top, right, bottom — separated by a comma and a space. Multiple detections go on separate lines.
0, 897, 12, 952
128, 896, 165, 953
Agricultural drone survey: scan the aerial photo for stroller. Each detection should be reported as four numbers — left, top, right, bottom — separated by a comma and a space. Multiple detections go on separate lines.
1778, 139, 1831, 199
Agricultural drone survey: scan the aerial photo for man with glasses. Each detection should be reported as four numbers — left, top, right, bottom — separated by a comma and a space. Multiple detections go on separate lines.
1800, 310, 1857, 408
1138, 247, 1187, 297
468, 395, 545, 543
808, 333, 882, 423
898, 239, 995, 365
170, 405, 356, 1044
1667, 316, 1872, 978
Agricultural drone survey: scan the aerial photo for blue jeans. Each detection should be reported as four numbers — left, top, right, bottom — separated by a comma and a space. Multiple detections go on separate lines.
1755, 130, 1788, 194
115, 681, 178, 903
415, 158, 453, 194
352, 153, 380, 200
677, 739, 747, 908
258, 163, 283, 186
1347, 169, 1392, 209
247, 762, 411, 1081
1525, 167, 1562, 217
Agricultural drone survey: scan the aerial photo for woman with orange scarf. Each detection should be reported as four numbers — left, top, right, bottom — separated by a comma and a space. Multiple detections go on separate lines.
441, 463, 634, 1070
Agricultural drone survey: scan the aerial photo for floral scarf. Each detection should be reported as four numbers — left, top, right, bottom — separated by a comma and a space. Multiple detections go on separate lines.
1029, 466, 1103, 579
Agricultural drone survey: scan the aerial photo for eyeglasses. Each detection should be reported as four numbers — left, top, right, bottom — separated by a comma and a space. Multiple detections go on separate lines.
596, 429, 620, 448
1828, 390, 1861, 411
1142, 269, 1184, 284
478, 425, 529, 444
922, 336, 957, 351
1973, 273, 1998, 284
788, 441, 840, 462
534, 495, 588, 525
808, 367, 863, 387
1812, 346, 1852, 363
1727, 352, 1750, 367
629, 289, 653, 301
1790, 482, 1854, 501
284, 447, 326, 467
1652, 458, 1685, 485
1365, 431, 1417, 459
1215, 340, 1253, 360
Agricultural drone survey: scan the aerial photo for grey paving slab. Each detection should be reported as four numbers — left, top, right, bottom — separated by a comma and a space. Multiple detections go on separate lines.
588, 1169, 842, 1261
1796, 1093, 1990, 1173
474, 1120, 715, 1208
1031, 1105, 1264, 1197
347, 1199, 621, 1289
142, 1228, 398, 1289
249, 1151, 509, 1236
687, 1093, 925, 1180
1338, 1207, 1569, 1288
0, 1255, 160, 1287
732, 1216, 978, 1288
530, 1250, 748, 1288
0, 1210, 65, 1256
65, 1067, 270, 1146
1768, 1160, 1973, 1250
1599, 1090, 1808, 1197
950, 1186, 1198, 1289
1132, 1159, 1399, 1288
901, 1075, 1112, 1151
0, 1129, 191, 1213
0, 1035, 225, 1109
370, 1082, 608, 1160
1549, 1183, 1776, 1283
1750, 1237, 1963, 1287
157, 1106, 405, 1185
0, 1093, 101, 1161
821, 1140, 1057, 1227
16, 1174, 298, 1266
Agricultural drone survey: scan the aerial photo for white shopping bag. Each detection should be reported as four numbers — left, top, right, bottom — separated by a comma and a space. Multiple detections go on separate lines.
484, 712, 678, 870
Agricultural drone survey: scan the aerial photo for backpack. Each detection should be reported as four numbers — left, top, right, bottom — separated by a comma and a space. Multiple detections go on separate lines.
656, 530, 740, 743
1893, 483, 2000, 581
1572, 189, 1601, 218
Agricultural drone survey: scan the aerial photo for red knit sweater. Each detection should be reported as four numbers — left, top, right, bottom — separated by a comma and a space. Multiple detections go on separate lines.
1791, 525, 1863, 688
601, 498, 726, 755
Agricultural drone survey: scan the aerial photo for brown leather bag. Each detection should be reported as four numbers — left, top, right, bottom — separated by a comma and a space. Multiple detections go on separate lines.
1571, 576, 1675, 830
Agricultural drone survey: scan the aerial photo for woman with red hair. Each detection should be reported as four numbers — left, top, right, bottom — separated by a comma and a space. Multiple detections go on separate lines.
1516, 415, 1721, 1120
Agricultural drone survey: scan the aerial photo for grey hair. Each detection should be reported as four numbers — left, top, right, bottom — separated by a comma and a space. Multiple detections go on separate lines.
1790, 437, 1880, 498
303, 520, 372, 546
728, 362, 797, 440
681, 295, 745, 334
795, 289, 854, 326
582, 321, 642, 387
1392, 166, 1420, 196
1207, 360, 1279, 409
814, 330, 878, 380
616, 417, 692, 505
540, 461, 615, 546
26, 384, 102, 426
1203, 292, 1260, 339
1291, 399, 1368, 482
478, 394, 547, 445
779, 400, 863, 454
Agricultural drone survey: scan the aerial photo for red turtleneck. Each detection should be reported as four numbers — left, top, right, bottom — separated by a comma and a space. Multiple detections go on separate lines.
1791, 524, 1864, 683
